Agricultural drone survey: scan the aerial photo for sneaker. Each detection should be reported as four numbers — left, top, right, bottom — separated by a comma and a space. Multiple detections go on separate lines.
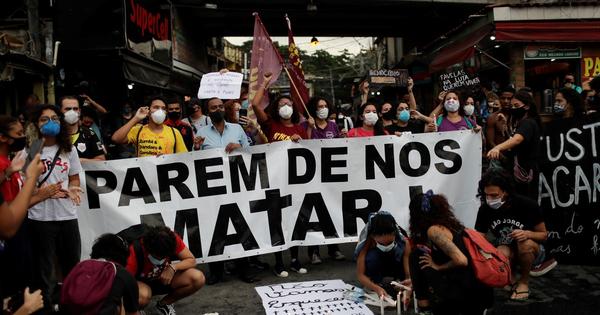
274, 264, 289, 278
311, 253, 322, 264
156, 301, 177, 315
290, 259, 308, 274
530, 258, 558, 277
331, 250, 346, 261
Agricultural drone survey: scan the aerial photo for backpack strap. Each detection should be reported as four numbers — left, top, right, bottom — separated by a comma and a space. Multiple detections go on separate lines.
464, 117, 474, 129
170, 126, 177, 152
132, 239, 145, 278
135, 125, 144, 157
37, 149, 61, 188
436, 115, 443, 126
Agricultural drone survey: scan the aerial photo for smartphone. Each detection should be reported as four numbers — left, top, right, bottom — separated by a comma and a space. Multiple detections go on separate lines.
24, 138, 44, 171
239, 108, 248, 125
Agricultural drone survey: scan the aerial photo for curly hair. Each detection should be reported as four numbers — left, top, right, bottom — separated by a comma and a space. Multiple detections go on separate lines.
477, 169, 515, 203
30, 104, 72, 153
267, 95, 301, 123
143, 226, 177, 259
409, 192, 464, 244
0, 115, 20, 136
91, 233, 130, 266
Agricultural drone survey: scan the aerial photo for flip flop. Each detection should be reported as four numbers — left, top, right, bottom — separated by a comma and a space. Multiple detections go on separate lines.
510, 290, 529, 301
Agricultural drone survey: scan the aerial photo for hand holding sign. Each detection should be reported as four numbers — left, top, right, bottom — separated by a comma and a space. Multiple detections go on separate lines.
198, 71, 243, 100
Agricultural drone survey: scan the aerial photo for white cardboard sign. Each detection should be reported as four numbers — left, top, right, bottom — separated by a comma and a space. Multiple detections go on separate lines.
198, 71, 243, 99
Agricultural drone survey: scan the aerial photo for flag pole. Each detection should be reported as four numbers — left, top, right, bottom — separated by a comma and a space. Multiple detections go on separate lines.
282, 66, 311, 118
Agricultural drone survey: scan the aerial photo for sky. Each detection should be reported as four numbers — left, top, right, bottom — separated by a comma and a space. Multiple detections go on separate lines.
225, 36, 373, 56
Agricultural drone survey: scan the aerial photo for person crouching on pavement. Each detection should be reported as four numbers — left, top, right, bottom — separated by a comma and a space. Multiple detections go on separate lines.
125, 226, 204, 315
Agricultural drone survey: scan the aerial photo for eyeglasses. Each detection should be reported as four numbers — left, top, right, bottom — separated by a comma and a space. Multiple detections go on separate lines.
39, 116, 60, 124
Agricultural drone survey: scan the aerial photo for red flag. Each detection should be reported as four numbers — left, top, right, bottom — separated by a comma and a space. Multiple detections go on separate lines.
249, 13, 284, 109
285, 14, 310, 115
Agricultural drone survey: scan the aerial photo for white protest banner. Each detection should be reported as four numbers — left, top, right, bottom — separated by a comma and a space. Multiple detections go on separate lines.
77, 132, 482, 263
255, 280, 373, 315
197, 71, 243, 99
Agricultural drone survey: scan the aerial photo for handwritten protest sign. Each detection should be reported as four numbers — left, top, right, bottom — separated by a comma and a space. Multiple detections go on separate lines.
255, 280, 373, 315
439, 68, 480, 91
368, 69, 408, 88
198, 71, 243, 99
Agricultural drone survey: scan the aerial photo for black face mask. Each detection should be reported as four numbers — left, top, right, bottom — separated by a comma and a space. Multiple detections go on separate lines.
209, 111, 224, 123
511, 107, 527, 120
382, 110, 396, 121
9, 136, 26, 152
121, 107, 132, 116
167, 111, 181, 121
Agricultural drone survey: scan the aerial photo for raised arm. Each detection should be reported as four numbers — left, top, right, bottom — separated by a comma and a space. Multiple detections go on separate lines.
112, 107, 148, 144
251, 73, 273, 124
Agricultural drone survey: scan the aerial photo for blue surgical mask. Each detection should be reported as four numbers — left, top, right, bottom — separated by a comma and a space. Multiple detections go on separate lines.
398, 110, 410, 122
40, 120, 61, 136
241, 100, 250, 109
553, 103, 565, 114
376, 241, 396, 252
148, 254, 166, 266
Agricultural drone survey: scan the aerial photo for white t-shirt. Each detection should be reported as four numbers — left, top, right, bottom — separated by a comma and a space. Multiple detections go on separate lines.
28, 145, 82, 221
185, 115, 211, 135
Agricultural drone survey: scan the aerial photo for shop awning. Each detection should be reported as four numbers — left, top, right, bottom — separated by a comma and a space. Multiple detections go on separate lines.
495, 21, 600, 42
429, 25, 493, 73
122, 53, 171, 89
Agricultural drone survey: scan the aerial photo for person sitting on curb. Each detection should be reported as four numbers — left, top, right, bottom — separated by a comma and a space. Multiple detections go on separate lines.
475, 169, 555, 301
125, 226, 205, 315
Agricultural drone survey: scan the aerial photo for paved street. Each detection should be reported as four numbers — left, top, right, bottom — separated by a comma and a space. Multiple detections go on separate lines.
143, 243, 600, 315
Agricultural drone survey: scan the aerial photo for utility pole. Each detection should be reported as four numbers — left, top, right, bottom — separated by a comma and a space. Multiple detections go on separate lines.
329, 68, 336, 105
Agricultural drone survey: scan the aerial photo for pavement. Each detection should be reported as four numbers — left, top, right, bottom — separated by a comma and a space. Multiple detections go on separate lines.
146, 243, 600, 315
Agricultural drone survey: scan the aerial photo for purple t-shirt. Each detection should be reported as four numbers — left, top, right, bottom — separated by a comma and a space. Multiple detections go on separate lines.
302, 120, 340, 139
437, 116, 476, 132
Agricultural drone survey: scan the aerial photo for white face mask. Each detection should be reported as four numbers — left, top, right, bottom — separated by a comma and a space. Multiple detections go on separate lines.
486, 197, 504, 210
63, 110, 80, 125
151, 109, 166, 124
317, 108, 329, 120
444, 99, 460, 112
363, 112, 379, 126
376, 241, 396, 252
279, 105, 293, 120
464, 104, 475, 116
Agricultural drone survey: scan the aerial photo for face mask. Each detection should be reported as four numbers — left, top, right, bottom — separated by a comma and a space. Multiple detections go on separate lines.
40, 120, 60, 136
241, 100, 250, 109
317, 108, 329, 120
151, 109, 166, 124
122, 107, 132, 115
9, 136, 26, 152
376, 241, 396, 252
279, 105, 293, 120
63, 110, 80, 125
464, 105, 475, 116
382, 110, 396, 121
444, 99, 460, 112
398, 109, 410, 122
511, 106, 527, 119
209, 110, 225, 123
486, 197, 504, 210
167, 111, 181, 121
553, 103, 565, 114
148, 254, 166, 266
363, 112, 379, 126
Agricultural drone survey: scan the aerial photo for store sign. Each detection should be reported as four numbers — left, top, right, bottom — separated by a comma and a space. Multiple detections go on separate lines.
582, 48, 600, 81
124, 0, 172, 66
524, 46, 581, 60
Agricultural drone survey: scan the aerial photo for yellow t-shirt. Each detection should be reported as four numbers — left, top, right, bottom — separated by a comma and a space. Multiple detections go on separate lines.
126, 124, 188, 157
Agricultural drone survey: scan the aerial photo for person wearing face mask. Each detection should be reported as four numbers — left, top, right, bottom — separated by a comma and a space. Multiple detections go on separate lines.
434, 90, 479, 132
183, 97, 211, 135
106, 101, 136, 159
409, 191, 493, 314
563, 73, 583, 94
379, 102, 396, 128
348, 102, 387, 137
487, 91, 541, 200
59, 96, 105, 162
304, 96, 344, 140
27, 105, 84, 312
462, 96, 484, 126
165, 97, 195, 151
125, 226, 204, 315
486, 86, 514, 152
355, 211, 410, 300
112, 96, 188, 157
224, 99, 267, 146
385, 101, 431, 135
476, 170, 554, 301
252, 73, 308, 143
553, 87, 585, 119
196, 97, 249, 152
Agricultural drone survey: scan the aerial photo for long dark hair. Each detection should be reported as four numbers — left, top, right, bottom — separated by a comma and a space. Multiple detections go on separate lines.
0, 115, 19, 136
513, 90, 540, 122
31, 104, 72, 153
359, 101, 386, 136
307, 96, 332, 119
267, 95, 301, 123
558, 87, 584, 119
442, 90, 466, 117
409, 192, 464, 244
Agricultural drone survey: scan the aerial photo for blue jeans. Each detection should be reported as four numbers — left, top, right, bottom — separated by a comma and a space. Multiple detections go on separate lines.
364, 247, 405, 284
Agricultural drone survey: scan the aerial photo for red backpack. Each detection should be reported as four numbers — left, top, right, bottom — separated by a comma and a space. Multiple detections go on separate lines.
462, 228, 512, 288
61, 259, 117, 314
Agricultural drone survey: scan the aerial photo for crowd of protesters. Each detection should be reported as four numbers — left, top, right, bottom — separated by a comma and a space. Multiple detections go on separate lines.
1, 69, 599, 315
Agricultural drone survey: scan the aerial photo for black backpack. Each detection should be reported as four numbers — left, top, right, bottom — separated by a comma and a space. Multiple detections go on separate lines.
116, 224, 149, 278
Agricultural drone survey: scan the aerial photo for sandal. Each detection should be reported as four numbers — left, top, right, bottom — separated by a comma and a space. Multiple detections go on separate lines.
510, 290, 529, 301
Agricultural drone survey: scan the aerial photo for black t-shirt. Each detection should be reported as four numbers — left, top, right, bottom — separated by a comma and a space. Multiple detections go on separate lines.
475, 194, 544, 246
72, 126, 104, 159
98, 265, 139, 315
512, 118, 540, 171
385, 120, 424, 134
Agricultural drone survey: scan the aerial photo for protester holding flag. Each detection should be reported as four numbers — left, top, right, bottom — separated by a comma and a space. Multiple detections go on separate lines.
348, 102, 386, 137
